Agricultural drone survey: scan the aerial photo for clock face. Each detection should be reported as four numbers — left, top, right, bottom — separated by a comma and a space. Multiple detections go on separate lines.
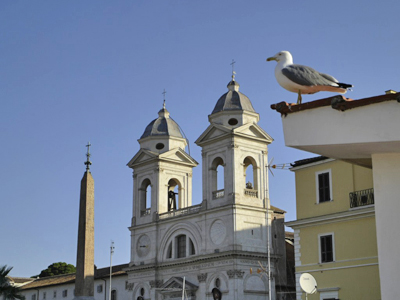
137, 234, 151, 257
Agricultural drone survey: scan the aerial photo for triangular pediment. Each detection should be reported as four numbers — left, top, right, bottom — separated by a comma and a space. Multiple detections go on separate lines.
195, 123, 231, 145
127, 149, 159, 168
158, 277, 198, 297
127, 148, 198, 169
160, 148, 198, 166
196, 123, 273, 146
233, 123, 273, 142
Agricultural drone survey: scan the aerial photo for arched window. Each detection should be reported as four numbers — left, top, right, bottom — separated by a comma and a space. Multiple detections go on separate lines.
189, 238, 196, 255
166, 235, 196, 259
166, 242, 173, 259
111, 290, 117, 300
211, 157, 225, 199
244, 157, 258, 198
140, 179, 152, 216
168, 179, 181, 211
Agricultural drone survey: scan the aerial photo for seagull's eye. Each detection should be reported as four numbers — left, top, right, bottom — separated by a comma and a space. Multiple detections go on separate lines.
279, 53, 282, 56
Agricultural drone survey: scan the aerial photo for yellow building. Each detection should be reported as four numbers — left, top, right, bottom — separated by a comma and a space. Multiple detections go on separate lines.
286, 156, 380, 300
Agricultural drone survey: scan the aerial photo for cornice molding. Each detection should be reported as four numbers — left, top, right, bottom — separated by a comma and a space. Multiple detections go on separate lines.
286, 206, 375, 229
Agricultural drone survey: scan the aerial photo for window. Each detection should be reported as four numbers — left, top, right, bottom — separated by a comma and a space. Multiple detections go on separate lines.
244, 157, 258, 198
211, 157, 225, 199
43, 292, 46, 299
97, 284, 103, 293
320, 291, 339, 300
168, 179, 181, 211
111, 290, 117, 300
32, 294, 36, 300
316, 170, 332, 203
189, 238, 196, 255
166, 242, 172, 259
177, 235, 186, 258
140, 179, 152, 216
62, 290, 67, 298
244, 157, 257, 188
166, 234, 196, 259
228, 118, 238, 125
319, 234, 334, 263
53, 291, 56, 298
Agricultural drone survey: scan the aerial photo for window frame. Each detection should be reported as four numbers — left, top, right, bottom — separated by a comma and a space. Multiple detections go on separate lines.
176, 235, 187, 258
165, 233, 197, 260
111, 289, 117, 300
315, 169, 332, 203
319, 233, 335, 263
320, 290, 338, 300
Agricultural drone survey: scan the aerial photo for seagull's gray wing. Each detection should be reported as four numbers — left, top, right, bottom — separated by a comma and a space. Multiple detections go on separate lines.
282, 64, 338, 87
319, 72, 338, 83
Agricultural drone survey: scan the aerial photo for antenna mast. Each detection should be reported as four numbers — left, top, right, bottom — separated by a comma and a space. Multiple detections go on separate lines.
109, 241, 114, 300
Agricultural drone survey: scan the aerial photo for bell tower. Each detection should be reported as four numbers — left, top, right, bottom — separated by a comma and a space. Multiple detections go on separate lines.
127, 101, 198, 227
195, 78, 273, 209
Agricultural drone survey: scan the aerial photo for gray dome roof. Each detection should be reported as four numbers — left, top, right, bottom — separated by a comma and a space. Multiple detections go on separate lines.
140, 105, 183, 139
211, 80, 255, 114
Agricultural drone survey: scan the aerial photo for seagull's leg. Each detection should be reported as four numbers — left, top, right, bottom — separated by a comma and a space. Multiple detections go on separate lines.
297, 90, 302, 104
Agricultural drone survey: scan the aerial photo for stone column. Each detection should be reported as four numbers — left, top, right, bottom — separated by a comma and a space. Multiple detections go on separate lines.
372, 153, 400, 300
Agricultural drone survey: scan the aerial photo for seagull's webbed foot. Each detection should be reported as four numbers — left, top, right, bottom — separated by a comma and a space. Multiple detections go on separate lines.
297, 90, 302, 104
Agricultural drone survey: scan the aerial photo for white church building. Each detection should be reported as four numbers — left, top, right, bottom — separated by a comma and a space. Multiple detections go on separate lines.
126, 78, 292, 300
20, 77, 294, 300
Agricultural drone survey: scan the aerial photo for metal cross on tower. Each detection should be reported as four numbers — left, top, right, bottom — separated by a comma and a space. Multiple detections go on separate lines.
85, 142, 92, 171
162, 89, 167, 108
230, 59, 236, 81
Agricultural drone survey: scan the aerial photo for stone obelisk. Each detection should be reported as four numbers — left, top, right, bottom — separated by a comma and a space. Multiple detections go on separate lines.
74, 143, 95, 300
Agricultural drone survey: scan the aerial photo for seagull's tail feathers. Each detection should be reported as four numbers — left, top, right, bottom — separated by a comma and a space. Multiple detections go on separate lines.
320, 73, 353, 91
319, 83, 353, 94
337, 82, 353, 90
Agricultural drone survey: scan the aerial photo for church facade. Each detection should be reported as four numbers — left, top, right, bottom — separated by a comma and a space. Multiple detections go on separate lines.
19, 77, 293, 300
126, 78, 291, 300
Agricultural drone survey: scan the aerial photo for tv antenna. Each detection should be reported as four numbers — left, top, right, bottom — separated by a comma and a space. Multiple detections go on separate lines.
267, 158, 290, 176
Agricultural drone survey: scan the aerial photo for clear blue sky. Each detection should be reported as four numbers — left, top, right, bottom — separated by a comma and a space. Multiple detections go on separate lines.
1, 1, 399, 277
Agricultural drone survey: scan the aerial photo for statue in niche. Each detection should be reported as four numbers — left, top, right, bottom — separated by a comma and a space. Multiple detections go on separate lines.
168, 189, 177, 211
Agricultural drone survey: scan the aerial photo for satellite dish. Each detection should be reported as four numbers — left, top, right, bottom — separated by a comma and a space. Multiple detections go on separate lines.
299, 273, 317, 294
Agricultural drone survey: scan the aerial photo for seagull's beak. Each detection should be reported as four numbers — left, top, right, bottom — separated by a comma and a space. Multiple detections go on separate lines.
266, 56, 276, 62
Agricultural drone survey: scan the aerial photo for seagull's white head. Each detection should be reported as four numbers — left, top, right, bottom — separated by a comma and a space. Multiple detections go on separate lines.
266, 51, 293, 64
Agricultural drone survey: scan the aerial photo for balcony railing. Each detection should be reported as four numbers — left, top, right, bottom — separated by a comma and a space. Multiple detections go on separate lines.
212, 189, 225, 200
244, 188, 258, 198
141, 208, 151, 216
158, 204, 202, 220
350, 188, 374, 208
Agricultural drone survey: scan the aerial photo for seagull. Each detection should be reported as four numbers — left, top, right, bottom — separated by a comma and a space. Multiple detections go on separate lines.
266, 51, 353, 104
